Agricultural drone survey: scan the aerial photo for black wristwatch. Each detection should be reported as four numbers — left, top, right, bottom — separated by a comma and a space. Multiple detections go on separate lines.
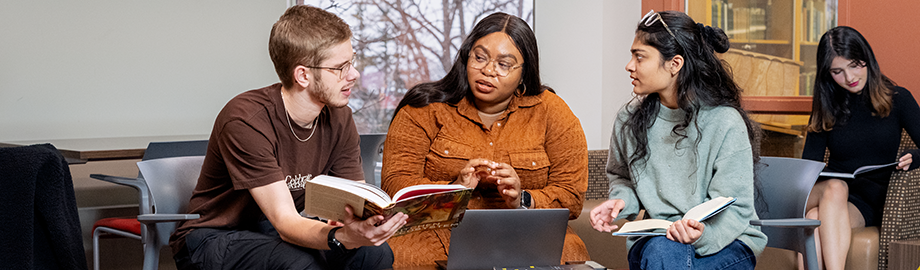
327, 227, 351, 253
519, 190, 532, 209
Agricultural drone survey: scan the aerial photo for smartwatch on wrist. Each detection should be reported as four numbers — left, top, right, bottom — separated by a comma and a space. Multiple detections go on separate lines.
519, 190, 532, 209
327, 226, 351, 253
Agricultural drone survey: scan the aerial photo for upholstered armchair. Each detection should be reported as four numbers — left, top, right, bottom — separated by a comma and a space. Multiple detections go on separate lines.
817, 130, 920, 270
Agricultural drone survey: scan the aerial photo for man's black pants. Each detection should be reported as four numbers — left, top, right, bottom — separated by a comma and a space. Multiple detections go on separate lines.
173, 220, 394, 270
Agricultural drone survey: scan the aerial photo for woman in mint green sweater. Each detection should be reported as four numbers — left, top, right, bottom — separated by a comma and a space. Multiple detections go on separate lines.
589, 10, 766, 270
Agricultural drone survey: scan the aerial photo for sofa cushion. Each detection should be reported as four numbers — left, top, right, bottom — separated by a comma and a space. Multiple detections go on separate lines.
570, 199, 630, 269
846, 226, 879, 270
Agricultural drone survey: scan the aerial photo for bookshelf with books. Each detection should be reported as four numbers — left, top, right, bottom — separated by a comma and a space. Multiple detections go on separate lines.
688, 0, 837, 97
799, 0, 838, 96
700, 0, 794, 60
688, 0, 837, 158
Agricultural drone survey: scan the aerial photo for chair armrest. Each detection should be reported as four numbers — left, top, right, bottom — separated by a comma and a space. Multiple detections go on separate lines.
137, 214, 200, 224
90, 174, 144, 190
91, 173, 153, 215
751, 218, 820, 228
878, 142, 920, 270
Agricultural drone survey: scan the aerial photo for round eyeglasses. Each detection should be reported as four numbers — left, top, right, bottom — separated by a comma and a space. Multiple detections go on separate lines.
305, 52, 357, 80
468, 49, 522, 77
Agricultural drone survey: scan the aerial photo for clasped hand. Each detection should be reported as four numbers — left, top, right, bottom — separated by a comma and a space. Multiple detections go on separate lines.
456, 158, 523, 208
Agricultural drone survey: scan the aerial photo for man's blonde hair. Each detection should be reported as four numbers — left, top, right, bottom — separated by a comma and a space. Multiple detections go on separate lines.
269, 5, 352, 88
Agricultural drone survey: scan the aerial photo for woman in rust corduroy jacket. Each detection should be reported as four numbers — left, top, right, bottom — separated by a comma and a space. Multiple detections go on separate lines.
381, 12, 590, 267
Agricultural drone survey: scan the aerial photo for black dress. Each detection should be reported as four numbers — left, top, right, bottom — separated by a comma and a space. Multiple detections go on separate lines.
802, 86, 920, 226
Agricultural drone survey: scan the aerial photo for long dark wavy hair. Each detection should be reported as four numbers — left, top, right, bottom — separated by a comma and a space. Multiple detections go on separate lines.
620, 11, 762, 192
392, 12, 545, 115
807, 26, 896, 133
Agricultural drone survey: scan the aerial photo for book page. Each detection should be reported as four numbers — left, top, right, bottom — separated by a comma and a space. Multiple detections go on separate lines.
819, 171, 854, 179
303, 176, 474, 228
303, 180, 372, 222
613, 219, 672, 235
683, 196, 736, 221
309, 175, 392, 206
612, 196, 736, 237
389, 188, 473, 236
853, 162, 898, 175
820, 162, 898, 179
392, 184, 469, 202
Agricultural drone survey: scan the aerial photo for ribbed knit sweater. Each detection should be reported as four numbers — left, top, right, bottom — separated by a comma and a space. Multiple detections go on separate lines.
607, 102, 767, 256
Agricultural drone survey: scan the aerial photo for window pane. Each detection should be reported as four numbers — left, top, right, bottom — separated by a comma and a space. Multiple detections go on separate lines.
304, 0, 534, 134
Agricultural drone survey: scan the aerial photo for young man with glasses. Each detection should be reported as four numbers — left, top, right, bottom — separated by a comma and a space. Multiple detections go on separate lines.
169, 5, 407, 270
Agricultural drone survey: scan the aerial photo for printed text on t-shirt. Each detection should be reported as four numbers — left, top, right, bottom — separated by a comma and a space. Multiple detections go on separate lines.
286, 174, 313, 191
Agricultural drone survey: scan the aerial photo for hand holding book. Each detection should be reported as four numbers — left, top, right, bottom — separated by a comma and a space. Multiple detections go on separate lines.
303, 175, 473, 236
897, 151, 915, 171
612, 196, 736, 236
336, 205, 408, 248
666, 219, 705, 244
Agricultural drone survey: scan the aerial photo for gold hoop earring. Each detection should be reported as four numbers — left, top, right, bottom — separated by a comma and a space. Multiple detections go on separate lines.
516, 84, 526, 97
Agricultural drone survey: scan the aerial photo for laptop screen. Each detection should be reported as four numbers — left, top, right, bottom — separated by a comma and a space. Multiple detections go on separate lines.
444, 209, 569, 270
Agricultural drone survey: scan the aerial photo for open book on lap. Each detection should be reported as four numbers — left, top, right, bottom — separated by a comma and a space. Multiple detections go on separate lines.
819, 162, 899, 179
612, 196, 736, 236
303, 175, 473, 236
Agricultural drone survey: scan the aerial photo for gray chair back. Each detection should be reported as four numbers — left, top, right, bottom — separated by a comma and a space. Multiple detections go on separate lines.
359, 134, 386, 186
89, 140, 207, 270
136, 156, 205, 252
135, 140, 208, 207
756, 157, 825, 255
757, 157, 825, 220
142, 140, 209, 161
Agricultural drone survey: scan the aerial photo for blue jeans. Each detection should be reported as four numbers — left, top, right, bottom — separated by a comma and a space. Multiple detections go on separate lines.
628, 236, 755, 270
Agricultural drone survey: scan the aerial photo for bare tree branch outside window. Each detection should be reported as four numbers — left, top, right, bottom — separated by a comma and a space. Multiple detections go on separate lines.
303, 0, 534, 133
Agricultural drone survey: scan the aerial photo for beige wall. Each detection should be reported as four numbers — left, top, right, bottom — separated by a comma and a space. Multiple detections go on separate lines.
0, 1, 285, 142
839, 0, 920, 104
535, 0, 640, 150
0, 1, 641, 151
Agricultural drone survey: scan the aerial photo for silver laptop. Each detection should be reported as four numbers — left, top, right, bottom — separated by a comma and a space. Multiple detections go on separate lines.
442, 208, 569, 270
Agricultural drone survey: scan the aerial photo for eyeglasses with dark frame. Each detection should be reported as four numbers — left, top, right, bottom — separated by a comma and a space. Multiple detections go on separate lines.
304, 52, 357, 80
468, 48, 523, 77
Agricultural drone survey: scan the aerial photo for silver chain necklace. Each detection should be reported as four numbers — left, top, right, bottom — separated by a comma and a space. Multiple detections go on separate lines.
282, 94, 317, 142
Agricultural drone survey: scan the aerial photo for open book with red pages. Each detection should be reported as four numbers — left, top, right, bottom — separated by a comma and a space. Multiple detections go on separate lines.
612, 196, 736, 236
303, 175, 473, 236
819, 162, 899, 179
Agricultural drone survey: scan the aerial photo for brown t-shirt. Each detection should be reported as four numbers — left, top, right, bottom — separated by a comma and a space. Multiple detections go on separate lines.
169, 83, 364, 254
